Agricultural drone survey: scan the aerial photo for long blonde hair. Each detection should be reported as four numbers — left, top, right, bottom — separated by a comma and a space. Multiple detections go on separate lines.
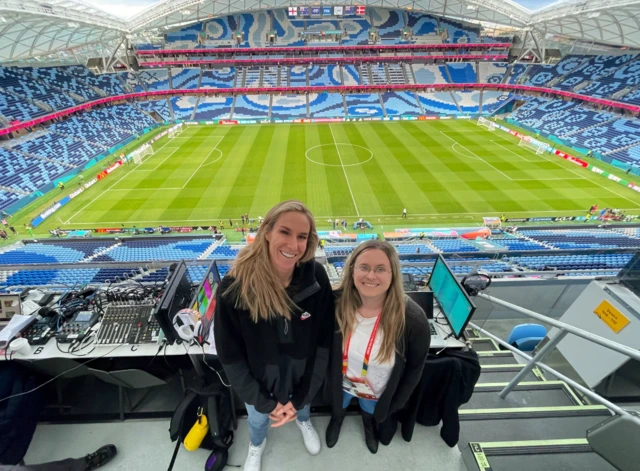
226, 200, 318, 323
337, 240, 405, 363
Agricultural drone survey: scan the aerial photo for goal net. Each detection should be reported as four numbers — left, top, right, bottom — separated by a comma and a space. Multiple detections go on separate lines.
518, 138, 544, 154
168, 124, 183, 139
131, 143, 154, 164
477, 117, 497, 131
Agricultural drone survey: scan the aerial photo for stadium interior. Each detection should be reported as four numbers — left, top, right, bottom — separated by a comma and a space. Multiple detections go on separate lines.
1, 0, 640, 470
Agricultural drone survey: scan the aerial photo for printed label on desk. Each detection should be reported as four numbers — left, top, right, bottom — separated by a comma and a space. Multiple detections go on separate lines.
594, 300, 630, 334
470, 443, 493, 470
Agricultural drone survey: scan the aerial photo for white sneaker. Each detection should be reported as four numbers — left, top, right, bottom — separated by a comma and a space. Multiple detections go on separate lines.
296, 419, 321, 455
244, 438, 266, 471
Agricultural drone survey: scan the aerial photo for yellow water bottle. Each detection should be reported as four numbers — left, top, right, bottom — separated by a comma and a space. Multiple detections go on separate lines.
184, 407, 209, 451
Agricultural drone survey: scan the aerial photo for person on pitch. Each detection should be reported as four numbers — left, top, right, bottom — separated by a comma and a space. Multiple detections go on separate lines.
214, 200, 335, 471
325, 240, 430, 453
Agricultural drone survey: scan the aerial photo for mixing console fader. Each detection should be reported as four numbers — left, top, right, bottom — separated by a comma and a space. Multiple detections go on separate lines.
96, 303, 160, 345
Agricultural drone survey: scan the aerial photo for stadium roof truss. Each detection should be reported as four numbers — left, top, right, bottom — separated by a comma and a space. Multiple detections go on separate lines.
1, 0, 640, 64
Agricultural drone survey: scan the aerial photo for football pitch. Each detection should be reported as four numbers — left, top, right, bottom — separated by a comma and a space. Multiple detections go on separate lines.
47, 120, 640, 230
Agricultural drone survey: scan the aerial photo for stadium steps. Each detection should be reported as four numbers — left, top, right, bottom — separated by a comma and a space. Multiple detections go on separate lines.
305, 94, 310, 117
268, 95, 272, 120
239, 68, 247, 87
458, 339, 618, 471
81, 242, 122, 263
198, 238, 223, 260
189, 97, 200, 121
48, 130, 109, 152
514, 232, 556, 250
479, 90, 484, 113
196, 69, 203, 89
0, 184, 29, 196
413, 91, 427, 115
276, 66, 282, 87
449, 91, 463, 113
401, 63, 414, 84
167, 98, 175, 120
442, 63, 454, 84
230, 96, 237, 118
378, 93, 388, 117
407, 63, 419, 84
168, 68, 174, 89
501, 65, 512, 84
7, 145, 77, 169
603, 141, 640, 156
558, 116, 618, 138
612, 86, 633, 100
475, 61, 480, 82
548, 56, 592, 88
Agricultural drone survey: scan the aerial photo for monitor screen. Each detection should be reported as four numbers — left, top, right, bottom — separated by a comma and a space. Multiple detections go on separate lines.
618, 252, 640, 297
405, 290, 433, 319
155, 260, 192, 344
427, 255, 476, 338
190, 260, 220, 342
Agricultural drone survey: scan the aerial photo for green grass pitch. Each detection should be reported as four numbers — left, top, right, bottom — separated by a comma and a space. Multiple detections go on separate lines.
29, 120, 640, 233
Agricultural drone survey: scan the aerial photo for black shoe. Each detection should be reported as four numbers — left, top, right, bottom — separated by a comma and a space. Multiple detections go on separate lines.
85, 444, 117, 470
361, 412, 378, 454
326, 412, 346, 448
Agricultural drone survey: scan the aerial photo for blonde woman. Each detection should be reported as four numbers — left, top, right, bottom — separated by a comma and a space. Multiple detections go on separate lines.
214, 200, 334, 471
325, 240, 430, 453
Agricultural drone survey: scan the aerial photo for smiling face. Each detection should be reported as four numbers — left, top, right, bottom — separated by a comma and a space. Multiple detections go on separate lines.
265, 211, 311, 282
352, 248, 393, 304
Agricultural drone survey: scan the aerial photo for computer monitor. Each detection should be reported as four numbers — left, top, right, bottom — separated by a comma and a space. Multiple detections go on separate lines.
427, 255, 476, 339
617, 252, 640, 297
190, 260, 220, 344
405, 290, 434, 319
155, 260, 192, 344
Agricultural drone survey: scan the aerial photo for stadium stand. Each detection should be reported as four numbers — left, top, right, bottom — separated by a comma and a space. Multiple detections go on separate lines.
271, 94, 308, 119
412, 63, 449, 84
138, 99, 172, 121
308, 65, 342, 87
478, 62, 508, 84
92, 239, 215, 262
193, 96, 233, 120
199, 68, 237, 88
170, 96, 197, 119
138, 69, 170, 91
447, 63, 477, 83
381, 92, 423, 116
308, 93, 346, 118
233, 95, 270, 118
171, 68, 201, 89
345, 94, 384, 117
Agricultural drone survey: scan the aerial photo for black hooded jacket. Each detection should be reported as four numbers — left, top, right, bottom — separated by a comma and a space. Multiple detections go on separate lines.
213, 259, 334, 414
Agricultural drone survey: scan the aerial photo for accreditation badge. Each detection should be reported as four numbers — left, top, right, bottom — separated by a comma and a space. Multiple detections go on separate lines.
342, 376, 378, 400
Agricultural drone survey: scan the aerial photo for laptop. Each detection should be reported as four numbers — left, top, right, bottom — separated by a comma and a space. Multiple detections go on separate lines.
405, 290, 447, 349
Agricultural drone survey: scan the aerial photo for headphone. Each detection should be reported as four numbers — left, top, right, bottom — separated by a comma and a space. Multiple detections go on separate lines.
172, 308, 203, 342
461, 272, 492, 297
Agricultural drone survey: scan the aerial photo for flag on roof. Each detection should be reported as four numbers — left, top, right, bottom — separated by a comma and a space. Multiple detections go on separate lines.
288, 7, 297, 16
356, 6, 366, 15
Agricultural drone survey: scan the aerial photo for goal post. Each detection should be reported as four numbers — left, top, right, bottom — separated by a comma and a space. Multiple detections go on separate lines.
477, 116, 496, 131
167, 123, 184, 139
518, 138, 544, 154
131, 143, 154, 164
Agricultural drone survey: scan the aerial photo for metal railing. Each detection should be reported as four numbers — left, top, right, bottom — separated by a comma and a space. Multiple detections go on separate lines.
474, 292, 640, 426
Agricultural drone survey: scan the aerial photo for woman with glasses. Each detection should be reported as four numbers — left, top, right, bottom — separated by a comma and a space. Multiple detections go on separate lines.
214, 200, 335, 471
325, 240, 430, 453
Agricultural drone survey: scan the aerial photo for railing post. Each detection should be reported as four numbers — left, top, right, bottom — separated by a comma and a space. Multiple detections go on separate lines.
499, 329, 568, 399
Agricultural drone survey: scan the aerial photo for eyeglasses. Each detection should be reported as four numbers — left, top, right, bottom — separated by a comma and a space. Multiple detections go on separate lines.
354, 264, 391, 275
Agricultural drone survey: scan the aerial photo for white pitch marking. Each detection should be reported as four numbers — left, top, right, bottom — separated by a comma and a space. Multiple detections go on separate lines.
439, 131, 513, 181
329, 124, 360, 216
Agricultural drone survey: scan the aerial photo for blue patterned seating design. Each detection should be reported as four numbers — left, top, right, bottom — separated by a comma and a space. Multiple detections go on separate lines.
233, 95, 269, 118
167, 24, 202, 42
524, 64, 559, 86
272, 9, 305, 46
28, 67, 100, 101
206, 246, 240, 260
119, 72, 144, 93
171, 68, 200, 89
171, 96, 197, 119
138, 100, 172, 120
606, 146, 640, 164
564, 118, 640, 154
370, 8, 403, 39
0, 89, 48, 122
325, 246, 356, 257
453, 91, 480, 113
341, 65, 360, 85
520, 229, 640, 249
1, 269, 100, 287
507, 64, 527, 84
308, 66, 341, 86
478, 62, 507, 84
288, 66, 307, 86
139, 70, 170, 91
382, 92, 422, 116
345, 94, 384, 117
206, 16, 237, 40
416, 92, 459, 114
271, 94, 307, 118
0, 66, 76, 111
0, 243, 91, 264
431, 239, 479, 252
200, 68, 236, 88
509, 253, 633, 271
194, 97, 233, 120
623, 88, 640, 106
262, 67, 279, 87
62, 66, 125, 96
556, 54, 637, 91
0, 191, 20, 210
342, 19, 370, 46
395, 244, 434, 254
440, 18, 479, 43
308, 93, 345, 118
489, 237, 549, 251
447, 63, 477, 83
94, 239, 214, 262
240, 12, 270, 47
407, 13, 438, 35
412, 64, 448, 84
0, 147, 66, 194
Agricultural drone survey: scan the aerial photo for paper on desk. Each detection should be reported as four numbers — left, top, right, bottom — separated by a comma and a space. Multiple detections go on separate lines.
0, 314, 36, 349
207, 321, 217, 355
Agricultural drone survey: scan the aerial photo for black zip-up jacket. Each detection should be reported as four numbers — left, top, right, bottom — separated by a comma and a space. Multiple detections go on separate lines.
325, 297, 430, 424
213, 259, 335, 414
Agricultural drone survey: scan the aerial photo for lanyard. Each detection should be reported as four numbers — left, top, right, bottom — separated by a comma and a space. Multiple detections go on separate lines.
342, 314, 382, 377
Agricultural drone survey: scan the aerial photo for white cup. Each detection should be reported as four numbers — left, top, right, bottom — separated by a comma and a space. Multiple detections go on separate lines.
9, 337, 31, 355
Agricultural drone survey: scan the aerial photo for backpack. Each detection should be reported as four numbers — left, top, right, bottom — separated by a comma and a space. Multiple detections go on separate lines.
168, 382, 234, 471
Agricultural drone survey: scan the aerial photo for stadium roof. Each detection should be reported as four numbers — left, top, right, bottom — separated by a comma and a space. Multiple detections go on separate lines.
1, 0, 640, 62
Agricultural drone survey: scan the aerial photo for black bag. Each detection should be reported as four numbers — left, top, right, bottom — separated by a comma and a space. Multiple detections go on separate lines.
168, 383, 234, 471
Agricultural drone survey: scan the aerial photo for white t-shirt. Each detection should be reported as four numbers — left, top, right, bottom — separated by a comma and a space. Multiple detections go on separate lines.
346, 313, 395, 398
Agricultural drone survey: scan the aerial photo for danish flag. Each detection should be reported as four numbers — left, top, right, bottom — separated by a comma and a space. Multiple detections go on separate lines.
288, 7, 297, 16
356, 6, 366, 15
